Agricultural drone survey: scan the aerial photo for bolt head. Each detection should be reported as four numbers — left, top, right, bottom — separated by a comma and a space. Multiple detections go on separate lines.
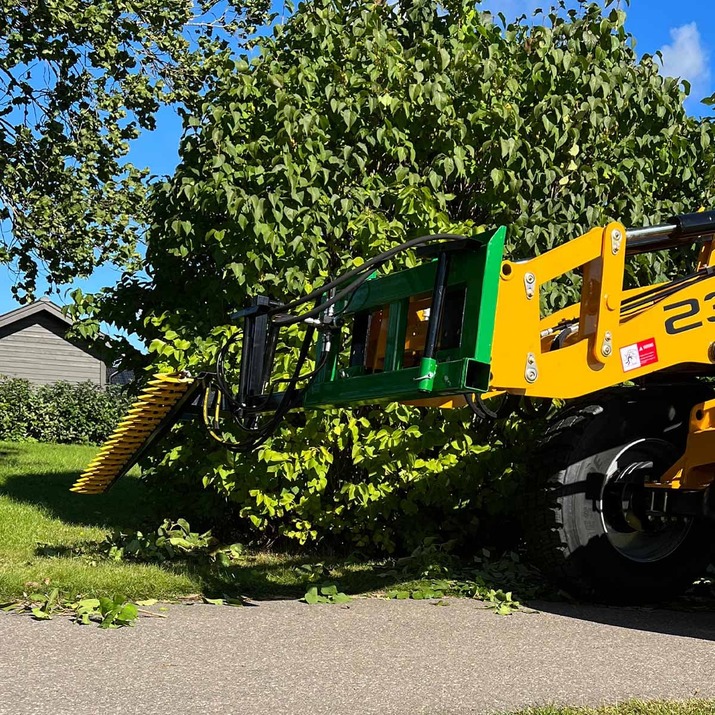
602, 344, 612, 356
525, 273, 535, 284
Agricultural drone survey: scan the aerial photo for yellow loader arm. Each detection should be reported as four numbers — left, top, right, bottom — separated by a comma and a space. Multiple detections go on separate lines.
76, 211, 715, 494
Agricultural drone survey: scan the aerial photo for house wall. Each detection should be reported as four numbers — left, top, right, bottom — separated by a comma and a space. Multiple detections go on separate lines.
0, 314, 108, 386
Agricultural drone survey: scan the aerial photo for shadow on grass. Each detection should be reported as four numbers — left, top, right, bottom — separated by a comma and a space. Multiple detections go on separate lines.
0, 468, 167, 533
31, 537, 414, 602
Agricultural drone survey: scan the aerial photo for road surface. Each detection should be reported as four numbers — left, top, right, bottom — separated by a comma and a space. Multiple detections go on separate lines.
2, 598, 714, 714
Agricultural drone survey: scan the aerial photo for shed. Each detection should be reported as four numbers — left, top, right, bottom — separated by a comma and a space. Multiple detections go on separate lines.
0, 298, 109, 386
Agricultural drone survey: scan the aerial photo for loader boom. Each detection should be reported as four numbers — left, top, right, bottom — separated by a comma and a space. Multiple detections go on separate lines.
74, 211, 715, 496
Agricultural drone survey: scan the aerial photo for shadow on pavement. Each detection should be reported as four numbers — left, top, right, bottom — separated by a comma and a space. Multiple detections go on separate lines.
531, 598, 715, 641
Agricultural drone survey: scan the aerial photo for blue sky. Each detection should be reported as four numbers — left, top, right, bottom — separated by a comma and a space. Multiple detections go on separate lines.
0, 0, 713, 321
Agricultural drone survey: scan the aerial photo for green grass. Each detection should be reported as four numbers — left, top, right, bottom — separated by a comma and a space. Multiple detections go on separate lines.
504, 700, 715, 714
0, 441, 393, 602
0, 441, 198, 600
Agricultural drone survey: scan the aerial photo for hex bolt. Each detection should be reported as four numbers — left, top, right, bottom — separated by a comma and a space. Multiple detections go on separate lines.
524, 352, 538, 383
611, 229, 622, 254
525, 272, 535, 284
602, 344, 612, 356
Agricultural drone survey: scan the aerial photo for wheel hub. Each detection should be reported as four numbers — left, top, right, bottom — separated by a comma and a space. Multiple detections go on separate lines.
599, 438, 691, 563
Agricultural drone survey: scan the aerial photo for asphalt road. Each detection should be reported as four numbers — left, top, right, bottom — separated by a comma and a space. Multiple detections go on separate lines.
2, 598, 715, 715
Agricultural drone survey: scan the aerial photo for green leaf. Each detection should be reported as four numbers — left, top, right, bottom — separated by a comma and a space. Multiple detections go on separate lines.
303, 587, 320, 605
202, 597, 225, 606
30, 607, 52, 621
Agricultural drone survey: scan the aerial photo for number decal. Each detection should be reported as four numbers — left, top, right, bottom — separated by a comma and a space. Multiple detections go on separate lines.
663, 298, 702, 335
705, 292, 715, 324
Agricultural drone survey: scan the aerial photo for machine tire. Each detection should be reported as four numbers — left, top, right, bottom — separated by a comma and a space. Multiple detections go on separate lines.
524, 385, 715, 603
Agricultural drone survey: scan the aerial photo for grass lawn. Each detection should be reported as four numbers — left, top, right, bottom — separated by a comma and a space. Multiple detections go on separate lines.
0, 441, 197, 600
0, 440, 392, 602
505, 702, 715, 714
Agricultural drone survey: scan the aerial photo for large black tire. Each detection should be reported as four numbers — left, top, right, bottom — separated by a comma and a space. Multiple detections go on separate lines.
524, 384, 715, 603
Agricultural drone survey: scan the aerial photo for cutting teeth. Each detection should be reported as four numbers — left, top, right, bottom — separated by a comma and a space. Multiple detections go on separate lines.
72, 373, 195, 494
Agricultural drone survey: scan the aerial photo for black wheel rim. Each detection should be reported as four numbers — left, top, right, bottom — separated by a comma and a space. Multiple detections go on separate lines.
598, 438, 692, 563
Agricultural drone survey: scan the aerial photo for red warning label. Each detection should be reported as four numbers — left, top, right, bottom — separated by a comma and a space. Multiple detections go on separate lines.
620, 338, 659, 372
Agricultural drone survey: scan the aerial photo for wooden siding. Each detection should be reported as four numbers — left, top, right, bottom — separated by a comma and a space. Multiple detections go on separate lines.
0, 314, 108, 386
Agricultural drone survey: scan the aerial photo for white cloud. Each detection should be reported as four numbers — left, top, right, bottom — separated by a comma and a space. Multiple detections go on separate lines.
659, 22, 710, 87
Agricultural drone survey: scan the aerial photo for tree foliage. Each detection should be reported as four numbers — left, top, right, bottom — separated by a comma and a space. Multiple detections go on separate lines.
0, 0, 271, 300
74, 0, 715, 550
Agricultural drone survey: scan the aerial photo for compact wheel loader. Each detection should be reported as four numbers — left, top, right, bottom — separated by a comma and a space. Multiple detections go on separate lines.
74, 211, 715, 602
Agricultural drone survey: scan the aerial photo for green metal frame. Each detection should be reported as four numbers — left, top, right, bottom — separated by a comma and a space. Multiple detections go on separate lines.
304, 227, 506, 408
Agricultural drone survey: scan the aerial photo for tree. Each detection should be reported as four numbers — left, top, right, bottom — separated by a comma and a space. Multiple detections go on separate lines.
0, 0, 271, 300
74, 0, 715, 550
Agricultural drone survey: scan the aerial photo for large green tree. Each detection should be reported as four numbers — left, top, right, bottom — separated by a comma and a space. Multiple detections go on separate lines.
0, 0, 271, 300
75, 0, 715, 550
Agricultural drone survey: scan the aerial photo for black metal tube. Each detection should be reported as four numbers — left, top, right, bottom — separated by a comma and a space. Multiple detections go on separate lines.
626, 211, 715, 254
625, 224, 675, 241
423, 252, 450, 360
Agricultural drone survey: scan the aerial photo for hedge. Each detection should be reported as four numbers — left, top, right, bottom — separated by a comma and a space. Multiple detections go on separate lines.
0, 377, 131, 445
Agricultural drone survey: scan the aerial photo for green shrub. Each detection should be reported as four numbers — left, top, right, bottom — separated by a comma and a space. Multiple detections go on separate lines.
72, 0, 715, 552
0, 377, 131, 445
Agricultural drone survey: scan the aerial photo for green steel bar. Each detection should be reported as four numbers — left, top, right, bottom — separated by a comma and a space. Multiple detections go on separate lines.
305, 357, 489, 408
302, 227, 506, 406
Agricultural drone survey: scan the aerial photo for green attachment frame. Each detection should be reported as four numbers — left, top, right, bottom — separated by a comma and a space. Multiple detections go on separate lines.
304, 226, 506, 408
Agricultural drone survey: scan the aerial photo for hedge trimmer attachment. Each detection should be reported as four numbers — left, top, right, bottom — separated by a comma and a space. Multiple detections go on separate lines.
75, 213, 715, 505
72, 373, 201, 493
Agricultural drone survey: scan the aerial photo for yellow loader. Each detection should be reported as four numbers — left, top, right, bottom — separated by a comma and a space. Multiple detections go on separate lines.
74, 211, 715, 602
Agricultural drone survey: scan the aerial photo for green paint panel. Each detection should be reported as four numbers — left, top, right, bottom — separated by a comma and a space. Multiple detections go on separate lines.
305, 358, 489, 408
306, 227, 506, 405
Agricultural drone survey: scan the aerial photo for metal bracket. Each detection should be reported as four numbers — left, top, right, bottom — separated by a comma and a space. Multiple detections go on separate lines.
524, 352, 538, 383
611, 229, 623, 255
601, 330, 612, 358
524, 272, 536, 300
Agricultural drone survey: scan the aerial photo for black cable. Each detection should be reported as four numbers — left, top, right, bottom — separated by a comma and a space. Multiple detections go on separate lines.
620, 268, 711, 313
270, 233, 467, 318
621, 270, 714, 316
463, 392, 519, 421
226, 326, 318, 451
273, 267, 376, 326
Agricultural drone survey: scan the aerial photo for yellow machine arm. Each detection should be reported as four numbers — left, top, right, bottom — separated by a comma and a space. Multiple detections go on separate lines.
75, 213, 715, 495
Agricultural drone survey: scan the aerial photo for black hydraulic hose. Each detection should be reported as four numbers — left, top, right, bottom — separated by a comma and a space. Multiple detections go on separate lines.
227, 326, 318, 451
269, 233, 467, 318
273, 267, 376, 326
621, 269, 715, 316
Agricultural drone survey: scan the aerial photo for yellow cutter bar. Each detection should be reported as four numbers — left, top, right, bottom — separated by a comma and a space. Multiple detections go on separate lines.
72, 373, 200, 494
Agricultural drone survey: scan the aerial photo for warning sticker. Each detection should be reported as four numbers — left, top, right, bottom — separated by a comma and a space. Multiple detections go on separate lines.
620, 338, 659, 372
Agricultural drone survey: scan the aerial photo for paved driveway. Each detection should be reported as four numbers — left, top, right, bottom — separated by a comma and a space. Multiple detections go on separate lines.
2, 598, 715, 715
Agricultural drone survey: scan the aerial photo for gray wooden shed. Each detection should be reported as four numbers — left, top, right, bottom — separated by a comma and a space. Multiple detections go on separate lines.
0, 298, 109, 386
